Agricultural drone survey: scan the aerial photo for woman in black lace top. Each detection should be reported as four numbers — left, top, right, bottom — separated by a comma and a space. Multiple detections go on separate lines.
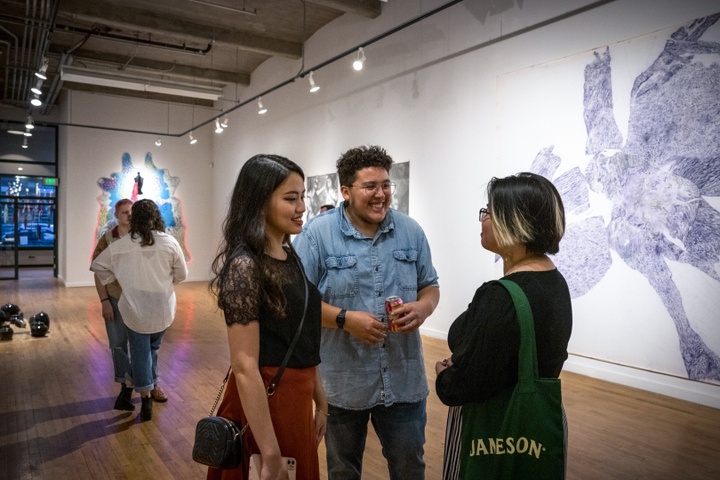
208, 155, 326, 480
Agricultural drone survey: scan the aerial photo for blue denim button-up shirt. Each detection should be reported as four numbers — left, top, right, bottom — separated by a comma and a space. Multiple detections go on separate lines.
293, 203, 439, 409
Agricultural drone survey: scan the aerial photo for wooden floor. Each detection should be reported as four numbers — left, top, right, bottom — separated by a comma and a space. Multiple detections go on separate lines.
1, 268, 719, 480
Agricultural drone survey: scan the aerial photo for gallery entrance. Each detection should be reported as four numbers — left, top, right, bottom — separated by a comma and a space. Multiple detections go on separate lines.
1, 195, 57, 281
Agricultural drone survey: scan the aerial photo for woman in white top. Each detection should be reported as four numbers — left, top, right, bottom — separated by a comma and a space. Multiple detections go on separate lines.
92, 199, 188, 421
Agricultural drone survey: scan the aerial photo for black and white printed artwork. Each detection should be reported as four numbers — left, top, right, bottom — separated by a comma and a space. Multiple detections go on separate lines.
499, 13, 720, 383
306, 173, 340, 220
390, 161, 410, 215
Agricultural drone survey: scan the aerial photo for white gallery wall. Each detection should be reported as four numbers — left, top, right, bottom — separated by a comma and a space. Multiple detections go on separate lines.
57, 0, 720, 407
58, 91, 217, 285
208, 0, 720, 407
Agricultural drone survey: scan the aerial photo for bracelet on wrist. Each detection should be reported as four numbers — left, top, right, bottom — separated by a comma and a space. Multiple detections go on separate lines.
100, 298, 110, 302
315, 409, 330, 417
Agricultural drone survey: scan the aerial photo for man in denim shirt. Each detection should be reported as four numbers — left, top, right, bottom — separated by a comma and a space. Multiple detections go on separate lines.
293, 145, 440, 479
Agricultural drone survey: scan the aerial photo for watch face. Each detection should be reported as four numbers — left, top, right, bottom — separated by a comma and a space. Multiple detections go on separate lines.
336, 310, 346, 329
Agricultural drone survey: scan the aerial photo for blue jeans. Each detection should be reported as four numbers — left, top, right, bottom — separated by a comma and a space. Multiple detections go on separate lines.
125, 326, 164, 393
105, 297, 131, 383
326, 399, 426, 480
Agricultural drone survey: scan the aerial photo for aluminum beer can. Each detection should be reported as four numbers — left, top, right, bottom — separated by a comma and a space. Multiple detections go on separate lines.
385, 295, 403, 332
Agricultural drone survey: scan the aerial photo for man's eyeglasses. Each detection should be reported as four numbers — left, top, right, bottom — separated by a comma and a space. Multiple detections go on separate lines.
479, 207, 490, 222
350, 181, 396, 195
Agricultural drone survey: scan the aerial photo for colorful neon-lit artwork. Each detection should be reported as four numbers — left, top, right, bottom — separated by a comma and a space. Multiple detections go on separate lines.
95, 152, 192, 262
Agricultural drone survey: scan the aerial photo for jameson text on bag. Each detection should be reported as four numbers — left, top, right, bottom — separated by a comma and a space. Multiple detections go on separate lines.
460, 279, 565, 479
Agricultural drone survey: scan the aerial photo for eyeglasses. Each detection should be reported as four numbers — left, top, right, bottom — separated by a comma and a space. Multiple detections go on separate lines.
349, 181, 396, 195
479, 207, 490, 222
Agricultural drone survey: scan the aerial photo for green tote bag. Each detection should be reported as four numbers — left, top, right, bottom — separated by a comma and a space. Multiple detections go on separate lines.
459, 279, 565, 479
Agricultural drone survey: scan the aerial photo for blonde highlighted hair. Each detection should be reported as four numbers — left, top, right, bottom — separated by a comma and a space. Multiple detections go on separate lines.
487, 172, 565, 255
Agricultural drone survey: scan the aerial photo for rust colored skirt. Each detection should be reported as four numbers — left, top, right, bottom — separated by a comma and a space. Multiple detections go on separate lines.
206, 366, 319, 480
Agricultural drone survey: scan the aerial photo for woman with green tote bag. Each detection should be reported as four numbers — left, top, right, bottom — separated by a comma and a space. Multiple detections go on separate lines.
435, 172, 573, 479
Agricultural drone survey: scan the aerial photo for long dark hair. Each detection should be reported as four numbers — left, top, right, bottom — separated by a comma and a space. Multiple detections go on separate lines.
129, 199, 165, 246
210, 154, 305, 315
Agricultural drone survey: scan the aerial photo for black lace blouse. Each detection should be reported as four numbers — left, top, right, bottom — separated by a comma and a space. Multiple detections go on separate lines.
221, 252, 321, 368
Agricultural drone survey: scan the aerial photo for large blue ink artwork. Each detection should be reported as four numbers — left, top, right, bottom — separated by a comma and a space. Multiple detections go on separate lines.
500, 13, 720, 384
95, 152, 191, 262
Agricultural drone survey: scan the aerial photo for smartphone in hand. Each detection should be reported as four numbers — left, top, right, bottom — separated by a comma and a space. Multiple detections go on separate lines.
248, 454, 296, 480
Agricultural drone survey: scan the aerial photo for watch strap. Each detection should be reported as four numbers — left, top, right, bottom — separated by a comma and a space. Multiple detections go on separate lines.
336, 309, 347, 329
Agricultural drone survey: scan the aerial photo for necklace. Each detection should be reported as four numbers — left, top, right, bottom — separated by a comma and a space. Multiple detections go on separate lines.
504, 254, 548, 276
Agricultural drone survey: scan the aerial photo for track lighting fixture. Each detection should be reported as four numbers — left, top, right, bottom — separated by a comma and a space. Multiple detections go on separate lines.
189, 132, 197, 144
35, 58, 49, 80
24, 130, 32, 137
215, 118, 224, 133
25, 116, 34, 130
308, 71, 320, 93
257, 97, 267, 115
31, 79, 43, 95
30, 94, 42, 106
155, 138, 162, 146
220, 115, 229, 128
353, 47, 366, 71
22, 138, 28, 149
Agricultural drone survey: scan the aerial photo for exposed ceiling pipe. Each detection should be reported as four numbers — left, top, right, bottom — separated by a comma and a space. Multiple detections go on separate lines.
185, 0, 465, 137
40, 50, 71, 115
183, 0, 617, 138
30, 0, 58, 111
185, 0, 257, 16
0, 25, 19, 101
5, 0, 57, 108
3, 0, 617, 135
20, 0, 54, 104
55, 23, 214, 56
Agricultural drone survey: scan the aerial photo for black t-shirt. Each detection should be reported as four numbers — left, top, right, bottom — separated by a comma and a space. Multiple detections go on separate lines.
221, 252, 322, 368
436, 269, 572, 406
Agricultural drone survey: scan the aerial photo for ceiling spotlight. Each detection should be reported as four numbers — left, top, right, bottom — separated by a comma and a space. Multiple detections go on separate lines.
25, 116, 34, 130
22, 138, 28, 149
155, 138, 162, 146
220, 115, 229, 128
353, 47, 366, 71
215, 118, 224, 133
35, 58, 49, 80
257, 97, 267, 115
30, 94, 42, 106
189, 132, 197, 144
308, 71, 320, 93
31, 79, 43, 95
24, 130, 32, 137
